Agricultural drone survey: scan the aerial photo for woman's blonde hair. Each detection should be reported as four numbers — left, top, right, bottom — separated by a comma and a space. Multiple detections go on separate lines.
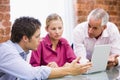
46, 13, 63, 28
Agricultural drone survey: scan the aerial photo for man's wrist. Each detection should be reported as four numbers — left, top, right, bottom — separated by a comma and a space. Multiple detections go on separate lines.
64, 66, 72, 75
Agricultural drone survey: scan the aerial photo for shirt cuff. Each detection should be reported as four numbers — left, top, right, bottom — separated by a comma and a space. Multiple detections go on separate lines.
35, 66, 51, 80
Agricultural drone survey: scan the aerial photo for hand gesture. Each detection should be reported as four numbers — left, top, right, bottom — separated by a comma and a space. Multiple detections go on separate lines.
107, 54, 119, 69
66, 57, 92, 75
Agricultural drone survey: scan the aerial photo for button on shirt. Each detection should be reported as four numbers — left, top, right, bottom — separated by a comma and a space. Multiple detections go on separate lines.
73, 22, 120, 65
0, 40, 51, 80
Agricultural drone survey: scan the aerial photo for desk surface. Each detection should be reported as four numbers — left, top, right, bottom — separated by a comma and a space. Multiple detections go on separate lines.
49, 67, 120, 80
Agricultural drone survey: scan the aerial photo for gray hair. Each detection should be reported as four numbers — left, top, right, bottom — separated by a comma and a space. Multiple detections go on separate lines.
87, 8, 109, 26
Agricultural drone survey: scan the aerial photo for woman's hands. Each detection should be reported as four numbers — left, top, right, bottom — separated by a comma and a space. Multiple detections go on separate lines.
47, 62, 59, 68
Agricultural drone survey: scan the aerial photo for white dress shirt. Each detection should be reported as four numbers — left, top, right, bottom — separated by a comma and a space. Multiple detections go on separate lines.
73, 21, 120, 65
0, 40, 51, 80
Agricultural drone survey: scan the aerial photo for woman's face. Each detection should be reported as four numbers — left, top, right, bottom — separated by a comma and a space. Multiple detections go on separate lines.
46, 20, 63, 41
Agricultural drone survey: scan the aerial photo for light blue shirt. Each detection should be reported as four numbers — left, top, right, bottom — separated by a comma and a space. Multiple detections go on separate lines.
0, 40, 51, 80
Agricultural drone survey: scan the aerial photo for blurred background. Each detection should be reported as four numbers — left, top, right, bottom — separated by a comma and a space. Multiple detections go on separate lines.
0, 0, 120, 44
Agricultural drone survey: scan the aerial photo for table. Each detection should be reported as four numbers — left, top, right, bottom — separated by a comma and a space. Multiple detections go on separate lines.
49, 67, 120, 80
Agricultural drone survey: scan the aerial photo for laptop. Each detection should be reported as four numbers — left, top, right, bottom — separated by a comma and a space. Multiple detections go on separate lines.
85, 45, 111, 74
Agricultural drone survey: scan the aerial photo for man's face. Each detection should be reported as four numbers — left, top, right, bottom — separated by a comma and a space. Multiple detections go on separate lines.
88, 18, 105, 39
26, 28, 40, 51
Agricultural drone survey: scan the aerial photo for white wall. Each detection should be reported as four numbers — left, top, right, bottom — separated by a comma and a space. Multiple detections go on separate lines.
10, 0, 74, 44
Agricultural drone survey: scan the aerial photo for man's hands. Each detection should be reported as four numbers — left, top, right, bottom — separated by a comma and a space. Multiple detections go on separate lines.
107, 54, 119, 69
48, 57, 92, 79
64, 57, 92, 76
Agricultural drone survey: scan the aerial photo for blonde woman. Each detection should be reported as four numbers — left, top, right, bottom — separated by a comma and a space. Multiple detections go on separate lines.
30, 13, 76, 67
